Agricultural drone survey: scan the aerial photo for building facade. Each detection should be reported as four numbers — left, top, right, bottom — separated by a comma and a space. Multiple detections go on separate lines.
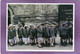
8, 4, 58, 26
8, 4, 73, 26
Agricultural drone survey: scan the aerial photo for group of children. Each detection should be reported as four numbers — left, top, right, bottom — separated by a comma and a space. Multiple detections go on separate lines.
8, 21, 73, 48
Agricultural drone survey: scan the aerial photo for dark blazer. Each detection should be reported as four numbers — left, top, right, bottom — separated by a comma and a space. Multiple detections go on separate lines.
59, 26, 69, 38
54, 27, 57, 37
17, 27, 23, 38
13, 29, 16, 37
59, 26, 63, 37
22, 28, 28, 38
34, 27, 37, 38
37, 28, 43, 38
29, 28, 36, 38
43, 26, 50, 38
8, 29, 15, 39
68, 27, 73, 38
50, 28, 56, 37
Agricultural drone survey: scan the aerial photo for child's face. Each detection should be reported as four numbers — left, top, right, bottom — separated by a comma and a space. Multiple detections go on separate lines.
70, 25, 72, 28
32, 27, 34, 29
52, 26, 55, 28
65, 24, 68, 26
46, 24, 49, 26
60, 24, 62, 26
9, 26, 13, 30
39, 26, 42, 28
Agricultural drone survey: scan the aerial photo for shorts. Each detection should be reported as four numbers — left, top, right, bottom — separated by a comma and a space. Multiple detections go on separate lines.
22, 37, 28, 44
18, 36, 22, 38
9, 39, 14, 43
44, 36, 49, 39
30, 37, 34, 40
38, 37, 43, 42
22, 37, 27, 41
50, 36, 55, 40
61, 35, 67, 39
69, 34, 73, 39
14, 36, 17, 40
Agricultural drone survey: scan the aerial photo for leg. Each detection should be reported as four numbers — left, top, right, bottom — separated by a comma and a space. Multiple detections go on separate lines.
46, 38, 49, 47
52, 38, 55, 46
25, 38, 28, 45
9, 39, 14, 46
14, 36, 17, 44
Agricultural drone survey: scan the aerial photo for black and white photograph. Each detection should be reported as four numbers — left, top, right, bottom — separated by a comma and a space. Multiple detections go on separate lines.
7, 3, 74, 51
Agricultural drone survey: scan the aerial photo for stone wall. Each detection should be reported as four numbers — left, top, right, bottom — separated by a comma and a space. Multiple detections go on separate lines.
8, 4, 58, 16
8, 4, 59, 25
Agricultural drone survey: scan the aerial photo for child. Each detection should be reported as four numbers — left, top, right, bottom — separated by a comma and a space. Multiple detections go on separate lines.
13, 25, 17, 45
59, 23, 63, 45
17, 24, 24, 45
43, 22, 50, 47
29, 25, 36, 46
60, 23, 69, 46
22, 25, 28, 45
68, 24, 73, 45
8, 24, 15, 46
50, 25, 56, 47
37, 25, 43, 48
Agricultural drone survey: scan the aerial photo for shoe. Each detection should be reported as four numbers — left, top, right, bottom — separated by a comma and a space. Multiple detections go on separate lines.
70, 42, 73, 45
63, 42, 67, 46
38, 45, 42, 48
51, 44, 53, 47
51, 44, 55, 47
25, 44, 28, 45
27, 43, 29, 45
10, 44, 14, 46
31, 43, 33, 46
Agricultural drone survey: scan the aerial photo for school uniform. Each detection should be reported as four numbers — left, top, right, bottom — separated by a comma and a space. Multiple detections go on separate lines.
49, 27, 56, 46
29, 28, 36, 45
64, 26, 69, 39
43, 25, 50, 46
34, 27, 38, 44
8, 29, 15, 43
35, 27, 37, 38
43, 26, 50, 38
59, 26, 68, 39
42, 26, 45, 38
60, 26, 69, 46
17, 27, 24, 45
17, 27, 23, 38
50, 27, 56, 40
68, 27, 73, 39
13, 28, 17, 44
59, 26, 63, 44
59, 26, 63, 37
68, 26, 73, 45
37, 28, 43, 42
29, 28, 36, 40
22, 27, 28, 44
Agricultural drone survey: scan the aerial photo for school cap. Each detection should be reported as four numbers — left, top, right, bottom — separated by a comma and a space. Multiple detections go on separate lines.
18, 24, 23, 27
13, 25, 15, 26
38, 24, 41, 26
25, 25, 28, 26
69, 21, 73, 24
9, 24, 13, 27
60, 22, 63, 24
41, 22, 45, 25
45, 21, 50, 24
63, 22, 68, 25
52, 22, 57, 25
30, 25, 34, 27
50, 25, 55, 27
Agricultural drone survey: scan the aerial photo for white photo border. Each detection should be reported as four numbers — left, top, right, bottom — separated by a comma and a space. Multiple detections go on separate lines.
6, 3, 75, 52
